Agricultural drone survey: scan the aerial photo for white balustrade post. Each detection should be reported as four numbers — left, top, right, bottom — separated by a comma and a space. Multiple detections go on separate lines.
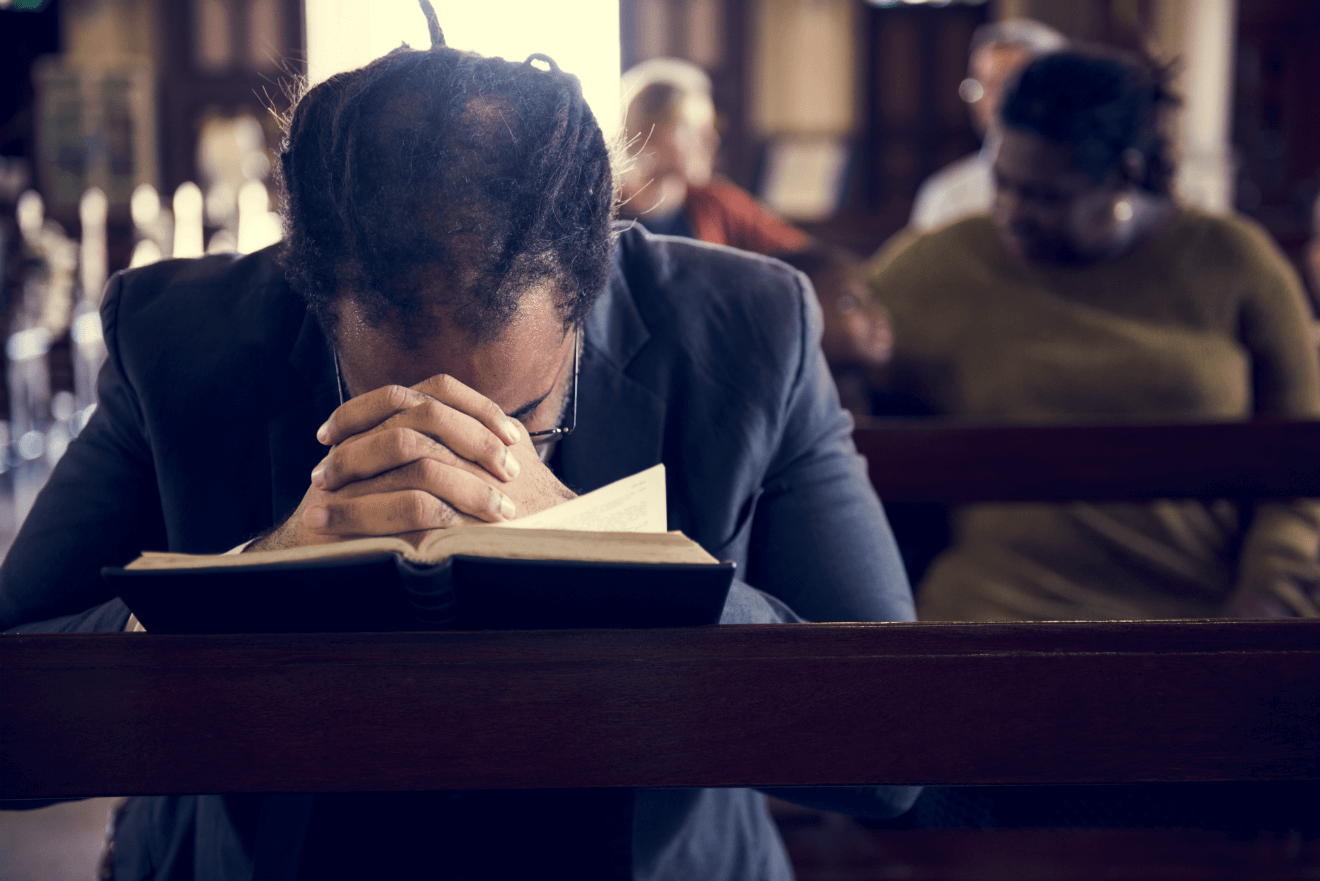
172, 181, 204, 259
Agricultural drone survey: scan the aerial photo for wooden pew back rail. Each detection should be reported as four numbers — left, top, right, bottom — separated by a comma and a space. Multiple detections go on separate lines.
4, 620, 1319, 799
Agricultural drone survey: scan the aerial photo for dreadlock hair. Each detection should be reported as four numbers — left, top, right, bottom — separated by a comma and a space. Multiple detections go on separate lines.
999, 47, 1179, 196
276, 2, 616, 347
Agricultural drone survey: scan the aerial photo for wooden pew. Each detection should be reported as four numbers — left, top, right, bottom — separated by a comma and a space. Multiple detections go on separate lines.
3, 620, 1318, 799
851, 417, 1320, 590
853, 418, 1320, 502
5, 420, 1320, 877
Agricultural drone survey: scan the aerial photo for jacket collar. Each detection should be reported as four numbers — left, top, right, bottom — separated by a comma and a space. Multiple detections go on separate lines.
560, 248, 667, 495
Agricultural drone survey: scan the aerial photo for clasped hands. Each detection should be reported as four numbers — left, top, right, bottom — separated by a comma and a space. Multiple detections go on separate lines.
250, 375, 574, 552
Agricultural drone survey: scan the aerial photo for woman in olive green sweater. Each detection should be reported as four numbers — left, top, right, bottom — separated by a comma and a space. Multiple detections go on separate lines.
869, 48, 1320, 621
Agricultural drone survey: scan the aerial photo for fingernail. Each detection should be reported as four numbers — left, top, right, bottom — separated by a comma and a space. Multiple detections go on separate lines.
499, 494, 516, 520
503, 448, 521, 480
500, 418, 522, 445
303, 506, 328, 529
316, 421, 331, 444
311, 461, 327, 488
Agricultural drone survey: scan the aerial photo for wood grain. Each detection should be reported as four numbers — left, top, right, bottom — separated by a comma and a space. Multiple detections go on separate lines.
855, 419, 1320, 502
4, 620, 1318, 798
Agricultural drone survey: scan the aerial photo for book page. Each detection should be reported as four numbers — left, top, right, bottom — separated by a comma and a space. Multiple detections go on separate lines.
416, 526, 716, 565
122, 465, 670, 572
498, 463, 667, 533
125, 534, 414, 570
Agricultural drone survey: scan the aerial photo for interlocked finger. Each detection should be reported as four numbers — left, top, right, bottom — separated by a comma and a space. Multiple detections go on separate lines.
319, 378, 521, 449
330, 458, 513, 518
306, 467, 515, 535
314, 425, 511, 491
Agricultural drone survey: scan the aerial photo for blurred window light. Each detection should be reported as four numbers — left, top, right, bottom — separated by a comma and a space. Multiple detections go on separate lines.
305, 0, 622, 137
0, 0, 55, 9
760, 137, 850, 223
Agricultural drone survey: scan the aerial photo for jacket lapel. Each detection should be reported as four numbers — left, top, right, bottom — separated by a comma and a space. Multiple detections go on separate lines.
559, 265, 666, 497
268, 310, 340, 526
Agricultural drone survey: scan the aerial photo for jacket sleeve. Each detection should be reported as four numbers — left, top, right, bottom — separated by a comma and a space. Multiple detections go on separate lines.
736, 268, 915, 625
721, 268, 920, 818
0, 272, 168, 632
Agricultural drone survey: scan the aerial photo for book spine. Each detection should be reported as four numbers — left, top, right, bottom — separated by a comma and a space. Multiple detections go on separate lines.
396, 557, 457, 627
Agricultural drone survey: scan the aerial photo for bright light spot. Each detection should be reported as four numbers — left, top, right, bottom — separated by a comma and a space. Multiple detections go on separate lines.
129, 239, 162, 268
46, 425, 69, 464
71, 312, 103, 347
306, 0, 621, 137
18, 431, 44, 461
79, 187, 108, 227
131, 184, 161, 228
205, 182, 237, 225
7, 328, 51, 362
16, 190, 43, 240
72, 404, 97, 436
208, 230, 238, 254
237, 180, 281, 253
51, 391, 75, 421
173, 182, 205, 259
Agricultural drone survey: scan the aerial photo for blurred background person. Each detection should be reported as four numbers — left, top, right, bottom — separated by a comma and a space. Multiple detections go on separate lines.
779, 245, 892, 416
1306, 190, 1320, 319
618, 57, 809, 256
870, 48, 1320, 622
909, 18, 1066, 233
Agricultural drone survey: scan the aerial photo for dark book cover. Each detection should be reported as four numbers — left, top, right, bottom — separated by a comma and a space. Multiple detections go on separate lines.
102, 554, 735, 634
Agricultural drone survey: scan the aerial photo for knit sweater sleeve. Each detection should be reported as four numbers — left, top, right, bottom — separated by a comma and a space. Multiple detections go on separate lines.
1223, 215, 1320, 615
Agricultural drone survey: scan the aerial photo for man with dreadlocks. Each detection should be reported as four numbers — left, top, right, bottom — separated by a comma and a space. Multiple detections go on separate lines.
0, 3, 916, 877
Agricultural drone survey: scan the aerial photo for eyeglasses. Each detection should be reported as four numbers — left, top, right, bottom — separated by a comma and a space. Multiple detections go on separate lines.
526, 326, 580, 445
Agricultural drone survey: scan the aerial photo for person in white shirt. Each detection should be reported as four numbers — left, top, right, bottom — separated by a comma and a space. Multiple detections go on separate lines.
909, 18, 1066, 232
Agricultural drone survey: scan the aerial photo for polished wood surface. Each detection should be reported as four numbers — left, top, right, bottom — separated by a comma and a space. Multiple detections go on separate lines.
3, 619, 1318, 799
855, 418, 1320, 502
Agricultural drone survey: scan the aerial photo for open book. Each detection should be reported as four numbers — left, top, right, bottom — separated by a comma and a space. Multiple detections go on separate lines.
104, 465, 735, 633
